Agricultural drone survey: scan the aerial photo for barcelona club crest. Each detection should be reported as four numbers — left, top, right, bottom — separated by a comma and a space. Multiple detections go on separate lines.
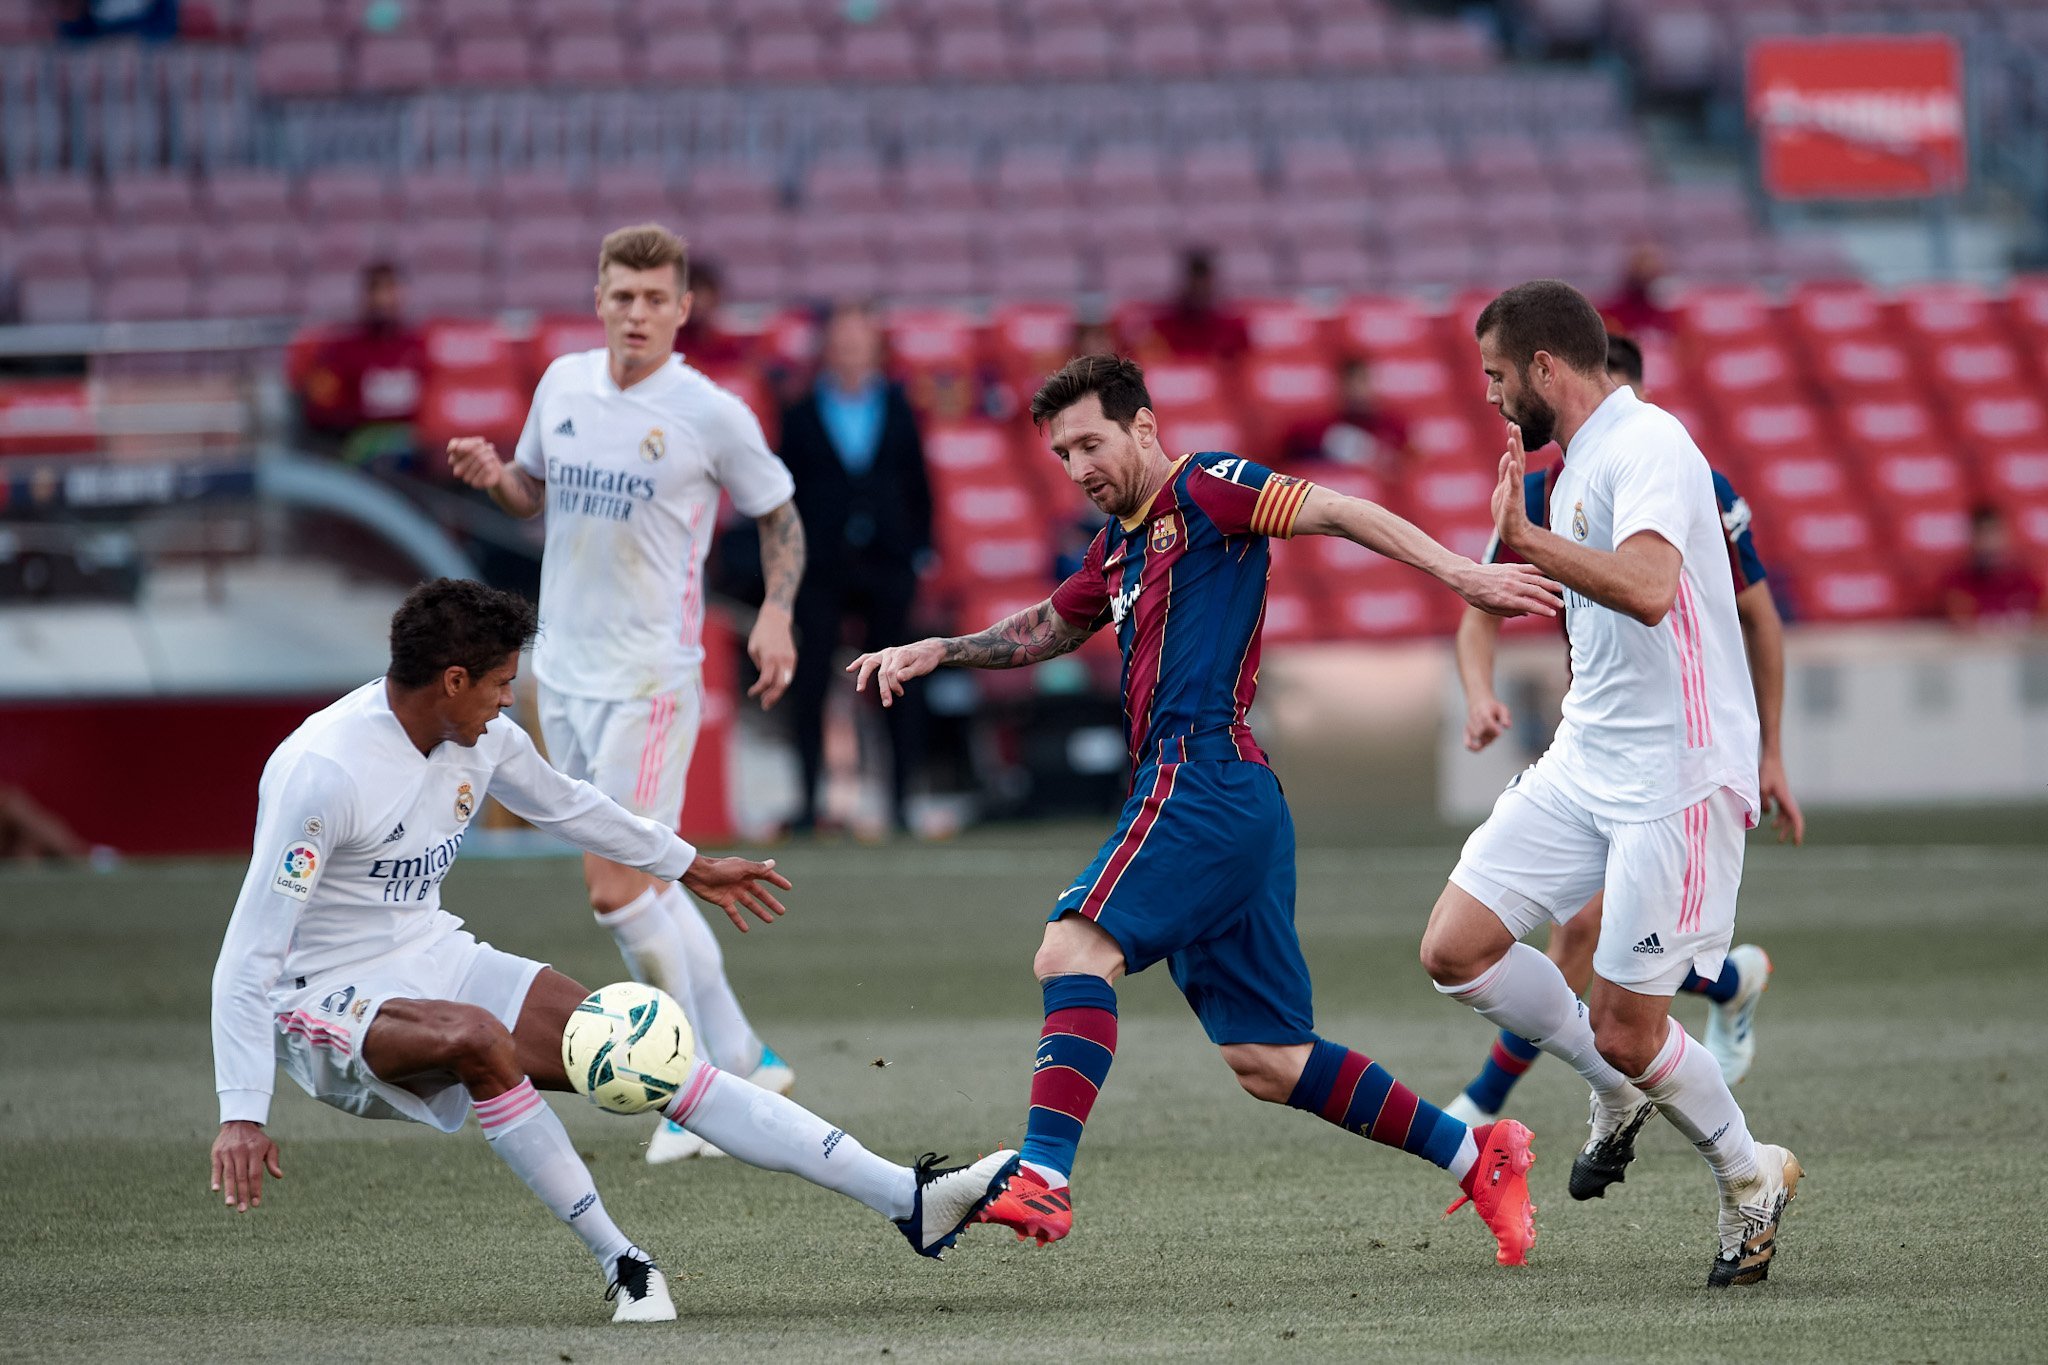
454, 782, 476, 822
1150, 513, 1180, 554
640, 427, 666, 463
1572, 500, 1589, 542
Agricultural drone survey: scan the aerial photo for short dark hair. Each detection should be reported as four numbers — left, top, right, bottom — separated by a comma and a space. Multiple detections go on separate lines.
1605, 332, 1645, 385
1030, 353, 1152, 430
1475, 279, 1609, 376
388, 579, 538, 688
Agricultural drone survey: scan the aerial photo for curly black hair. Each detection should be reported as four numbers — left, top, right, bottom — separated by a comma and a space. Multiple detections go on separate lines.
387, 578, 538, 688
1029, 353, 1153, 431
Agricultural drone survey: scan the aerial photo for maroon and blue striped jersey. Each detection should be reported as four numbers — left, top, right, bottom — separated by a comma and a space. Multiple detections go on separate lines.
1050, 453, 1314, 770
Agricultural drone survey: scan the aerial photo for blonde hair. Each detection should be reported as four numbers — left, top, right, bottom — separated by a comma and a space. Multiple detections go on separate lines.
598, 223, 688, 288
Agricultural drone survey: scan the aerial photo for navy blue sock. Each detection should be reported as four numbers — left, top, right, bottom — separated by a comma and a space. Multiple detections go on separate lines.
1462, 1030, 1543, 1113
1286, 1037, 1466, 1169
1017, 975, 1118, 1183
1680, 961, 1742, 1004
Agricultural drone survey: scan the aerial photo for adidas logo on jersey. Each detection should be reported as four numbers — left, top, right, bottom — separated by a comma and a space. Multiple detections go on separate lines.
553, 418, 576, 437
1633, 933, 1663, 955
381, 821, 406, 844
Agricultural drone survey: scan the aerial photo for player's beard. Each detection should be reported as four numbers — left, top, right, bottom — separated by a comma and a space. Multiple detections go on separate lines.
1505, 377, 1558, 451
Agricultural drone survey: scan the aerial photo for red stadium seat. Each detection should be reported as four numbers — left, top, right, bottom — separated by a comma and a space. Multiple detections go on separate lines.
885, 308, 981, 379
1871, 446, 1969, 504
1130, 21, 1209, 79
1981, 441, 2048, 506
1751, 450, 1850, 509
528, 315, 607, 379
423, 319, 519, 380
1332, 581, 1452, 638
1673, 284, 1776, 349
1778, 503, 1878, 566
1930, 338, 2025, 395
1363, 353, 1460, 417
1841, 399, 1940, 452
1697, 338, 1803, 404
2010, 498, 2048, 572
1261, 586, 1324, 645
417, 378, 526, 455
1957, 391, 2048, 447
640, 27, 731, 84
742, 30, 828, 83
204, 271, 302, 320
1895, 282, 2001, 344
1141, 359, 1225, 411
1724, 401, 1824, 463
931, 25, 1013, 83
1243, 356, 1338, 446
1809, 336, 1913, 400
1407, 463, 1495, 520
544, 33, 637, 87
447, 35, 535, 87
2006, 276, 2048, 355
353, 34, 438, 93
1306, 15, 1395, 74
1789, 561, 1908, 622
837, 25, 923, 83
201, 171, 295, 226
1241, 299, 1328, 360
1787, 281, 1885, 344
253, 37, 347, 98
1334, 294, 1438, 357
1408, 411, 1488, 465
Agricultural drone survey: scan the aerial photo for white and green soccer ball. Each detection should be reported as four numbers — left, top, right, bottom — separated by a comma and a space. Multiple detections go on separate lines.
561, 983, 695, 1115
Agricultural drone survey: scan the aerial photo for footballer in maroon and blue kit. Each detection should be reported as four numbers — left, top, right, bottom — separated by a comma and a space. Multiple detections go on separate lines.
849, 355, 1568, 1265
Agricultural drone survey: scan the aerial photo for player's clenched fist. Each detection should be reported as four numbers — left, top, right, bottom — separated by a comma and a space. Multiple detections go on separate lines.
447, 436, 507, 490
1465, 697, 1513, 752
845, 639, 944, 708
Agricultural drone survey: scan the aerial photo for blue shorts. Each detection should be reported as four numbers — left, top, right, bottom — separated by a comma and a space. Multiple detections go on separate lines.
1052, 759, 1314, 1046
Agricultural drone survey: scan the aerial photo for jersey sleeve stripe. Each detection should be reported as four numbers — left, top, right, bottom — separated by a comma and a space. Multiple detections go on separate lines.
1250, 479, 1312, 538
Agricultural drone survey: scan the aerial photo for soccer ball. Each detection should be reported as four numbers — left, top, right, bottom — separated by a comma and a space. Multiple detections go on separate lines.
560, 982, 695, 1115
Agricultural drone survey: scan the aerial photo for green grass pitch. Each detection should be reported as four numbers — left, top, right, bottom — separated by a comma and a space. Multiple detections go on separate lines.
3, 817, 2044, 1363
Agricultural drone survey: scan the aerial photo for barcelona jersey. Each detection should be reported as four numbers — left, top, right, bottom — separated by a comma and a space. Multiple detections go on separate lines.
1049, 453, 1313, 770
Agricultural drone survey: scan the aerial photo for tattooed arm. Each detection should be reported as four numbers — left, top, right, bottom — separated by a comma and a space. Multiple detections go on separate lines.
746, 500, 805, 709
846, 599, 1096, 708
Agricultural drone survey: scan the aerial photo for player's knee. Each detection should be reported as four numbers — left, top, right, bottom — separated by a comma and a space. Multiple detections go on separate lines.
1220, 1046, 1293, 1104
1419, 929, 1482, 987
1592, 1018, 1658, 1080
440, 1006, 518, 1086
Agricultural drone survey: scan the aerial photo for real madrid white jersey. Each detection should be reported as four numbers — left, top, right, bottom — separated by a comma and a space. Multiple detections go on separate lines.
210, 679, 698, 1125
1534, 386, 1762, 824
513, 350, 796, 701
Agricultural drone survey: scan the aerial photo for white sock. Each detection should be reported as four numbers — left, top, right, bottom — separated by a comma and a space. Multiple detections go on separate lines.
1021, 1160, 1068, 1188
475, 1081, 635, 1270
1631, 1020, 1759, 1188
1438, 943, 1633, 1096
656, 883, 767, 1076
1446, 1131, 1480, 1184
664, 1061, 913, 1220
595, 886, 693, 1007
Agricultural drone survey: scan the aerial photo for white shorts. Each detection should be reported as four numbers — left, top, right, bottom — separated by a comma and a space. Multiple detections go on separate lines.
1449, 766, 1747, 994
270, 929, 546, 1133
537, 677, 701, 828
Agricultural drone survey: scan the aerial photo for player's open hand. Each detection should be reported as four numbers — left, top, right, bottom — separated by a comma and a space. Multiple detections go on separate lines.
1492, 422, 1534, 548
747, 609, 797, 710
447, 436, 507, 490
845, 639, 944, 708
1465, 697, 1513, 752
1758, 752, 1806, 845
210, 1120, 282, 1213
1457, 561, 1563, 618
682, 855, 792, 932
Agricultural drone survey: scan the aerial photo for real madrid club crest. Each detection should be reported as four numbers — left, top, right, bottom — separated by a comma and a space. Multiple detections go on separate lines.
640, 427, 666, 463
1572, 500, 1589, 542
454, 782, 476, 822
1150, 512, 1180, 554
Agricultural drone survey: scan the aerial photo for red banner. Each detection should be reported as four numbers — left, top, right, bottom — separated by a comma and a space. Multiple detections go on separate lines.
1749, 35, 1965, 199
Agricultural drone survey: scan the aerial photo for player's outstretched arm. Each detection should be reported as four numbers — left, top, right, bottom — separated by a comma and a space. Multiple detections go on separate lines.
747, 500, 805, 710
1291, 484, 1563, 619
847, 599, 1096, 706
448, 436, 546, 519
1455, 607, 1513, 751
1735, 581, 1804, 844
1490, 423, 1680, 626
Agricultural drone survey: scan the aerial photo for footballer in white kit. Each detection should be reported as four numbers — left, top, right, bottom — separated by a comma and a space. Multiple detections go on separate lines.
207, 580, 1019, 1321
450, 224, 807, 1163
1417, 282, 1803, 1289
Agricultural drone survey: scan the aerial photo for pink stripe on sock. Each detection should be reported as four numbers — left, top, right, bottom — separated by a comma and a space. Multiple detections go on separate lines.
1640, 1027, 1688, 1089
475, 1080, 544, 1132
1447, 953, 1509, 1002
665, 1062, 721, 1126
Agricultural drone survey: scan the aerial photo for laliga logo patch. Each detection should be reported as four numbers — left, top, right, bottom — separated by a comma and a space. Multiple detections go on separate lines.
454, 782, 476, 822
1150, 512, 1180, 554
639, 427, 666, 463
1572, 500, 1589, 542
273, 843, 320, 902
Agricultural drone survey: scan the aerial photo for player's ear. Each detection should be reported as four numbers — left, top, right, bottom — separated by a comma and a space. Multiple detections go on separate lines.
1131, 407, 1157, 449
442, 664, 469, 697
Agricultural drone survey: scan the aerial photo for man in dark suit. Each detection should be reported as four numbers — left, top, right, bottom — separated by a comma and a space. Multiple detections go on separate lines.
780, 302, 934, 833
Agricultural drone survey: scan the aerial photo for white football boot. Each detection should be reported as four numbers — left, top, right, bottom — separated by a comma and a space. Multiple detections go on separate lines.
607, 1251, 676, 1322
1704, 944, 1772, 1086
894, 1150, 1022, 1258
647, 1047, 796, 1164
1709, 1143, 1803, 1286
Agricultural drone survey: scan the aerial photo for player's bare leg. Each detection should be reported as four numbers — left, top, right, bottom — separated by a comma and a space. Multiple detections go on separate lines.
361, 980, 673, 1321
1446, 895, 1603, 1123
585, 853, 795, 1163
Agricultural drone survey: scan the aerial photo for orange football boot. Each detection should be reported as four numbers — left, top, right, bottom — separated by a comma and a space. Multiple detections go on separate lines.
974, 1166, 1073, 1245
1445, 1119, 1538, 1266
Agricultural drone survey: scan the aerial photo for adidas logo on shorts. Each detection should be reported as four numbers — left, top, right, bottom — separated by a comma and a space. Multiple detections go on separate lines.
1632, 933, 1664, 955
553, 418, 576, 437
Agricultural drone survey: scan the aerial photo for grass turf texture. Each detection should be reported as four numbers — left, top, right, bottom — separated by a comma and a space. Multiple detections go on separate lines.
3, 820, 2044, 1363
